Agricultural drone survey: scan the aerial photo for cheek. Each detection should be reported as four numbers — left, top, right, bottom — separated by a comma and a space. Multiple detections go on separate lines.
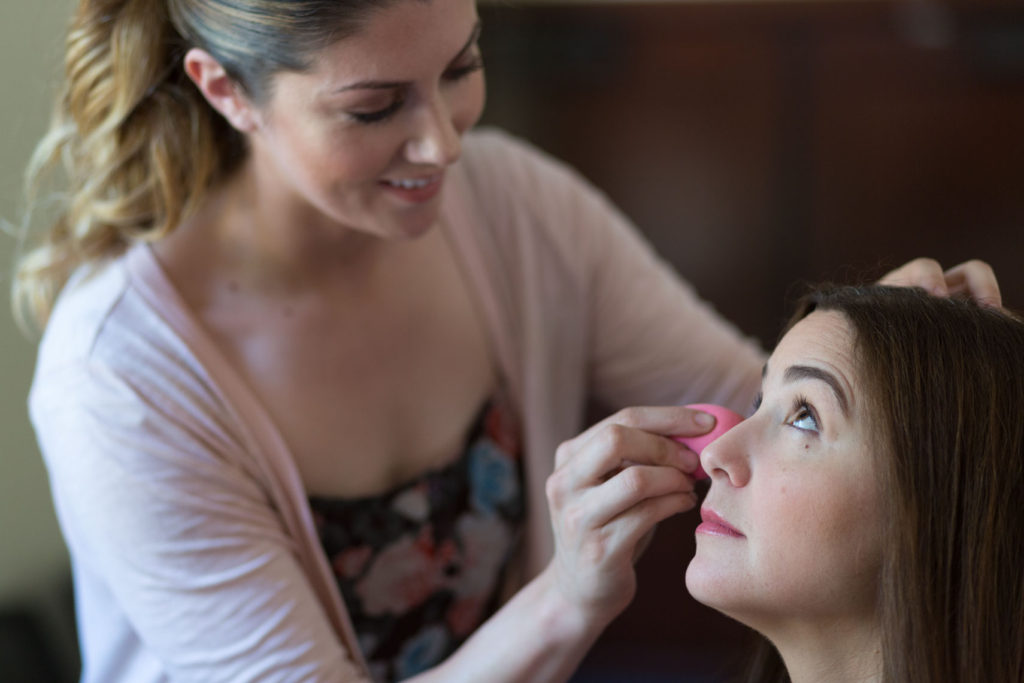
755, 471, 882, 601
294, 132, 400, 196
688, 435, 884, 622
453, 74, 486, 132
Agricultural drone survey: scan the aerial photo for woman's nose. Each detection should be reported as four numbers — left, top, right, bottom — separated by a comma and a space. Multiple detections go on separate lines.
700, 424, 752, 487
406, 95, 461, 167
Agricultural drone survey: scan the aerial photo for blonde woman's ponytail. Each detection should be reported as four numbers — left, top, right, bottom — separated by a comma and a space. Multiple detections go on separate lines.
13, 0, 241, 333
15, 0, 396, 334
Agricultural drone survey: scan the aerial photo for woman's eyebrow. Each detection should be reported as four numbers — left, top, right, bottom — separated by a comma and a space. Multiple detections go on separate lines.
328, 20, 482, 95
784, 365, 850, 417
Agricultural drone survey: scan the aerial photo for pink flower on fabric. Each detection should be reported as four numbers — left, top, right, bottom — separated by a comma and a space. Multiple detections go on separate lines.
433, 537, 459, 570
392, 483, 430, 522
485, 401, 521, 458
449, 515, 511, 598
446, 596, 486, 637
356, 529, 446, 616
332, 545, 373, 580
410, 525, 459, 570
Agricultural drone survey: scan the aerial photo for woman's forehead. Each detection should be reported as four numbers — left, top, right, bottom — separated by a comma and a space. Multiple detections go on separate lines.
768, 311, 859, 402
774, 311, 852, 363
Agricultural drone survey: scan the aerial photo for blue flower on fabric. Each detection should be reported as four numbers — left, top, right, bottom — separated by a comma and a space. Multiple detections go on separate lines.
468, 441, 519, 516
394, 624, 449, 679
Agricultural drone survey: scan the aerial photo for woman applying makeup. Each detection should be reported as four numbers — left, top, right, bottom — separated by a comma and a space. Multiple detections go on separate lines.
16, 0, 1002, 680
688, 286, 1024, 683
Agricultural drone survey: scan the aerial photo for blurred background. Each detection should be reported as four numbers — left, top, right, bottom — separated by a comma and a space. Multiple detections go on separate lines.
1, 2, 82, 681
2, 1, 1022, 681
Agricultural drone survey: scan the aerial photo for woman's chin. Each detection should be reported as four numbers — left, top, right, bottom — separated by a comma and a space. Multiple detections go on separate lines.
684, 555, 722, 608
685, 555, 751, 624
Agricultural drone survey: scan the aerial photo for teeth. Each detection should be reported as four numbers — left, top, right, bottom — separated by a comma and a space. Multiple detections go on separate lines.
388, 177, 432, 189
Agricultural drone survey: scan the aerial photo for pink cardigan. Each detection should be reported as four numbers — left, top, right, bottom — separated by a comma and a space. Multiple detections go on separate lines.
30, 129, 763, 682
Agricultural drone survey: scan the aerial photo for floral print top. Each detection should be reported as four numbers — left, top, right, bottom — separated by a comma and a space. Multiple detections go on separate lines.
309, 392, 524, 682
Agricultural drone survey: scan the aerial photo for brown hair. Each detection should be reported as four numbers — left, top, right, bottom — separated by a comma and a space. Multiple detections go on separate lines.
750, 285, 1024, 682
13, 0, 401, 333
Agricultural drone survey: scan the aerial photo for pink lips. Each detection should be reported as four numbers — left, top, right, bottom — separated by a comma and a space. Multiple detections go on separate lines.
697, 508, 745, 538
379, 173, 443, 203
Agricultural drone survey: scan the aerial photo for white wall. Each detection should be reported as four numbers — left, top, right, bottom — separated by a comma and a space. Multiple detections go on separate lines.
0, 2, 76, 604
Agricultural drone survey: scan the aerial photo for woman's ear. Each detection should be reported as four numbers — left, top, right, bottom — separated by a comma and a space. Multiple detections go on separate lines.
183, 47, 260, 133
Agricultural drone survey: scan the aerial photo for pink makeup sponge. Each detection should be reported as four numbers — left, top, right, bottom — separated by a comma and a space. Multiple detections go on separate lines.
675, 403, 745, 480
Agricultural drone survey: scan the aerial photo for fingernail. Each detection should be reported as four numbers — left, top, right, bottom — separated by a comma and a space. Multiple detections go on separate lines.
695, 411, 715, 428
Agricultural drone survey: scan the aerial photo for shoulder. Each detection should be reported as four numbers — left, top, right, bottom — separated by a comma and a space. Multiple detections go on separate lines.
30, 252, 226, 461
450, 127, 630, 277
35, 254, 186, 384
459, 127, 549, 171
35, 256, 131, 373
457, 127, 597, 206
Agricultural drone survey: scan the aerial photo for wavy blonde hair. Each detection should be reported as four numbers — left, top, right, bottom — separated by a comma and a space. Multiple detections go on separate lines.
14, 0, 398, 334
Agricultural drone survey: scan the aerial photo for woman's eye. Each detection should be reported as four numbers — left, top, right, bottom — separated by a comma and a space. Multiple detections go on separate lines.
349, 98, 404, 124
444, 57, 484, 81
789, 400, 820, 433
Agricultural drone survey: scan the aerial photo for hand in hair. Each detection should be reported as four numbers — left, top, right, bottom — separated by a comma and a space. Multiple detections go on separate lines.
879, 257, 1001, 307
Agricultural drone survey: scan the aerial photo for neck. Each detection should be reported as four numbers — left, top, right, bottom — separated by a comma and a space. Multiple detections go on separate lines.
156, 161, 432, 310
765, 617, 882, 683
170, 154, 421, 302
225, 156, 385, 277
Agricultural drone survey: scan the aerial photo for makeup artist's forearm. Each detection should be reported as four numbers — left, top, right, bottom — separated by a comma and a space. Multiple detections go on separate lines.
408, 565, 608, 683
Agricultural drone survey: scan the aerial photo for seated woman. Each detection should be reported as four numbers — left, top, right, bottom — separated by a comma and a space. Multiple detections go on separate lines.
685, 285, 1024, 683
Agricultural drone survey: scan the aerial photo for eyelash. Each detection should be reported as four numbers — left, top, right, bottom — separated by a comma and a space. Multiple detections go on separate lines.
789, 395, 820, 433
445, 58, 484, 82
751, 392, 820, 433
349, 58, 484, 125
351, 100, 404, 124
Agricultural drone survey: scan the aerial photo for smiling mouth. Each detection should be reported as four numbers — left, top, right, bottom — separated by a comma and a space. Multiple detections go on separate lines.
382, 175, 440, 189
